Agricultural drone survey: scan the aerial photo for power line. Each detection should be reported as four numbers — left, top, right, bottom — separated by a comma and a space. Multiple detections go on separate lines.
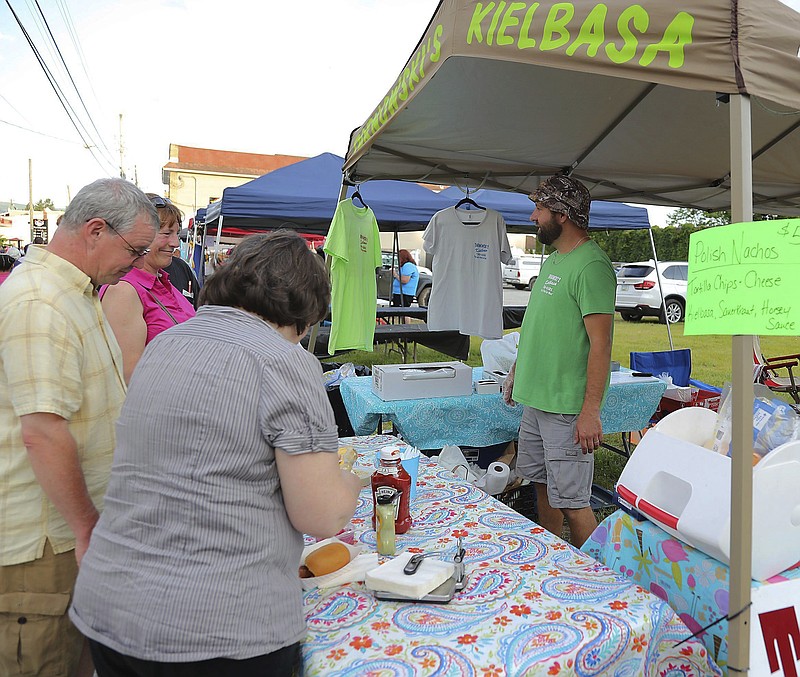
4, 0, 116, 176
0, 116, 83, 143
54, 0, 99, 104
31, 0, 117, 166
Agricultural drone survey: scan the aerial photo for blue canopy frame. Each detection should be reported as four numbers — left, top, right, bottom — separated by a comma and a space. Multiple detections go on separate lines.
204, 153, 453, 234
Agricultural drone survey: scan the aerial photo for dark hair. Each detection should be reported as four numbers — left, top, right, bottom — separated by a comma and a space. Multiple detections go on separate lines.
398, 249, 416, 266
199, 231, 330, 334
0, 254, 14, 272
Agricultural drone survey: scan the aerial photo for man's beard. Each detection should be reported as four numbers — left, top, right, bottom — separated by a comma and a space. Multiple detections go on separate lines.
536, 219, 562, 246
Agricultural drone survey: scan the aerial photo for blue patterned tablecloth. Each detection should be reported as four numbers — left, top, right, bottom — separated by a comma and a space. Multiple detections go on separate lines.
340, 368, 667, 450
581, 510, 800, 675
301, 435, 721, 676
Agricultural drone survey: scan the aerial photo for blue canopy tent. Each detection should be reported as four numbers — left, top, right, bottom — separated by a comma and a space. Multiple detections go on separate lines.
189, 207, 206, 285
203, 152, 453, 234
437, 187, 651, 231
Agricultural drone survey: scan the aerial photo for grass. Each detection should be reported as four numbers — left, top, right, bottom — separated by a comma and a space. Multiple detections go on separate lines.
332, 316, 799, 497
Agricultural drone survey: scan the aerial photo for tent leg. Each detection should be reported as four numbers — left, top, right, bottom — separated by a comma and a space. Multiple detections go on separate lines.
648, 229, 673, 349
728, 93, 754, 677
213, 215, 224, 272
307, 180, 348, 355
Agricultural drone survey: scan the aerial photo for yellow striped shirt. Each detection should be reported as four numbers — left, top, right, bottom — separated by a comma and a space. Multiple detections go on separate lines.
0, 246, 126, 566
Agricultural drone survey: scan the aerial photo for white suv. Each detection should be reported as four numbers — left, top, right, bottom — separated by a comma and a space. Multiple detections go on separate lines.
502, 254, 548, 290
615, 261, 688, 323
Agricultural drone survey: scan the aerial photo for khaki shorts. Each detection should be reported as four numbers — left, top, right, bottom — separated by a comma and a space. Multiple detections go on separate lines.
0, 541, 82, 677
516, 406, 594, 509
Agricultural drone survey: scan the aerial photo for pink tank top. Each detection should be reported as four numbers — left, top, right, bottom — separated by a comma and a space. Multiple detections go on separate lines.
101, 268, 195, 344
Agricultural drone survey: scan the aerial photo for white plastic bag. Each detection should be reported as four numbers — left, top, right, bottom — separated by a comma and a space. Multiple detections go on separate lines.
437, 445, 479, 482
480, 332, 520, 374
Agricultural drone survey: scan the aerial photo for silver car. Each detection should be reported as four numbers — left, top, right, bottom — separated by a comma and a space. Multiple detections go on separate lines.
615, 261, 688, 323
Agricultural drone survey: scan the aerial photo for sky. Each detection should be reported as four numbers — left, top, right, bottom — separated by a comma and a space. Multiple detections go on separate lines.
2, 0, 799, 226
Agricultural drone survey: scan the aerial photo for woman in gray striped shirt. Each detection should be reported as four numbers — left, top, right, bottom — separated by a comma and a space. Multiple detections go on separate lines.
70, 231, 362, 677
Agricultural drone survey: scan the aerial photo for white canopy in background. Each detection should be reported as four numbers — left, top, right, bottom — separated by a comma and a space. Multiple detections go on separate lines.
342, 2, 800, 672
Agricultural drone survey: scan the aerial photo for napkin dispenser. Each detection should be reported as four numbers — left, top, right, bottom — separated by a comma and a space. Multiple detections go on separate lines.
372, 362, 472, 401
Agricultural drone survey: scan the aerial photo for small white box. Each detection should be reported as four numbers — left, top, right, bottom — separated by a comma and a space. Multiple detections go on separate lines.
482, 369, 508, 384
475, 379, 501, 394
372, 362, 473, 401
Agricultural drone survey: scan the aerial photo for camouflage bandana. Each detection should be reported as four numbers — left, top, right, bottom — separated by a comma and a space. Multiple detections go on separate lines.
529, 175, 591, 229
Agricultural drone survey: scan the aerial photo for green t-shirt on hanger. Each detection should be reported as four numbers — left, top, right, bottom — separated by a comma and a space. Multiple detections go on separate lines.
324, 198, 382, 353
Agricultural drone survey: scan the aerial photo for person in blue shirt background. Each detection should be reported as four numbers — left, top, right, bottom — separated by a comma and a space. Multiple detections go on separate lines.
391, 249, 419, 307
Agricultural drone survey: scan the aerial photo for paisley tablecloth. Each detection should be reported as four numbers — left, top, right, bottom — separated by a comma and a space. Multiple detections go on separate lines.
301, 435, 721, 676
581, 510, 800, 676
339, 369, 667, 450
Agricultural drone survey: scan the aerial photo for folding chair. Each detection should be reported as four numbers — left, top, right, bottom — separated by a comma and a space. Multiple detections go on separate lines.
753, 336, 800, 404
629, 349, 721, 427
629, 348, 692, 386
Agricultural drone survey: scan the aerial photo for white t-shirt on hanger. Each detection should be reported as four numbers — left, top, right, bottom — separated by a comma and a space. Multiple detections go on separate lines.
423, 206, 511, 340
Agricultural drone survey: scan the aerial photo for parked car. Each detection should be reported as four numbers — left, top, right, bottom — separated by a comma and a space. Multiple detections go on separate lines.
502, 253, 548, 290
615, 260, 688, 323
376, 251, 433, 306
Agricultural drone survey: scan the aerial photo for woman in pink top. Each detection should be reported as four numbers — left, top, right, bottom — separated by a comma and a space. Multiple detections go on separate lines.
0, 253, 15, 285
101, 195, 195, 382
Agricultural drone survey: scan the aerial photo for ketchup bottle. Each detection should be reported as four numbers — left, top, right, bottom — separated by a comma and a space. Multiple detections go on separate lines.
371, 446, 412, 534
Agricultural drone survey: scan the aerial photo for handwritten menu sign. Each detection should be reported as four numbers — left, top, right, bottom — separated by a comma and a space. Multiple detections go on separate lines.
685, 220, 800, 335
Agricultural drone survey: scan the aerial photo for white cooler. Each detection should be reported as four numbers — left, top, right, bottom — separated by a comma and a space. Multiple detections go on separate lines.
615, 407, 800, 581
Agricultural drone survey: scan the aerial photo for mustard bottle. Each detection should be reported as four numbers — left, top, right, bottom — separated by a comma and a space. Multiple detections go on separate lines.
375, 491, 397, 556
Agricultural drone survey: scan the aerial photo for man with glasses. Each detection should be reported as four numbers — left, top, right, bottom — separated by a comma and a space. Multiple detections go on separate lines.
0, 178, 158, 677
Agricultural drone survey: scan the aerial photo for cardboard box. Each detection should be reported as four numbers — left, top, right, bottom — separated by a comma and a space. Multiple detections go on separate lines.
372, 362, 473, 401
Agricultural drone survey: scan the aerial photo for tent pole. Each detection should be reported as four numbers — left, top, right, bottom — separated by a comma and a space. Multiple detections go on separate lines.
727, 93, 754, 677
213, 215, 224, 273
648, 229, 673, 350
307, 180, 348, 355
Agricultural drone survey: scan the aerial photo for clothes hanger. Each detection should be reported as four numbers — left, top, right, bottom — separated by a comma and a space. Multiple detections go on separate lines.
351, 185, 368, 208
454, 186, 484, 211
454, 187, 484, 224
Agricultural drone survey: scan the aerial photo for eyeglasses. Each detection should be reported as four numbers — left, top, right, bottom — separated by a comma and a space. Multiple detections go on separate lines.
105, 220, 150, 259
149, 196, 173, 208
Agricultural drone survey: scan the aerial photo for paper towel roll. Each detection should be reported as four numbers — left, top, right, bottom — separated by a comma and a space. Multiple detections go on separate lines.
480, 462, 510, 495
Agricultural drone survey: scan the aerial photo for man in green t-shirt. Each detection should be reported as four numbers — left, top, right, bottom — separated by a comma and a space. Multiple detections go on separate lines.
502, 175, 616, 547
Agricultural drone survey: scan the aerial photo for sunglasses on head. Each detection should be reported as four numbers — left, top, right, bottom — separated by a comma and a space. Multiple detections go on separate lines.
149, 196, 173, 208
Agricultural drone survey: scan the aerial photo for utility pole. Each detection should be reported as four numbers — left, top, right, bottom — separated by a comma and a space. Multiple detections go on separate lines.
28, 159, 34, 243
66, 185, 71, 204
118, 113, 126, 180
134, 165, 139, 187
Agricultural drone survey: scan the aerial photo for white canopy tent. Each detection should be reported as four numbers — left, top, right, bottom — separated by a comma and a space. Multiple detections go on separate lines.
343, 1, 800, 672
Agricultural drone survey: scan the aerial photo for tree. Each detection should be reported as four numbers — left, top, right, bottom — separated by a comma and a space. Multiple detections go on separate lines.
667, 207, 730, 228
668, 206, 785, 227
26, 198, 55, 211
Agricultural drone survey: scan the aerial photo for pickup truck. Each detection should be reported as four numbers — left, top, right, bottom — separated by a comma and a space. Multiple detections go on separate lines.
502, 254, 547, 290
